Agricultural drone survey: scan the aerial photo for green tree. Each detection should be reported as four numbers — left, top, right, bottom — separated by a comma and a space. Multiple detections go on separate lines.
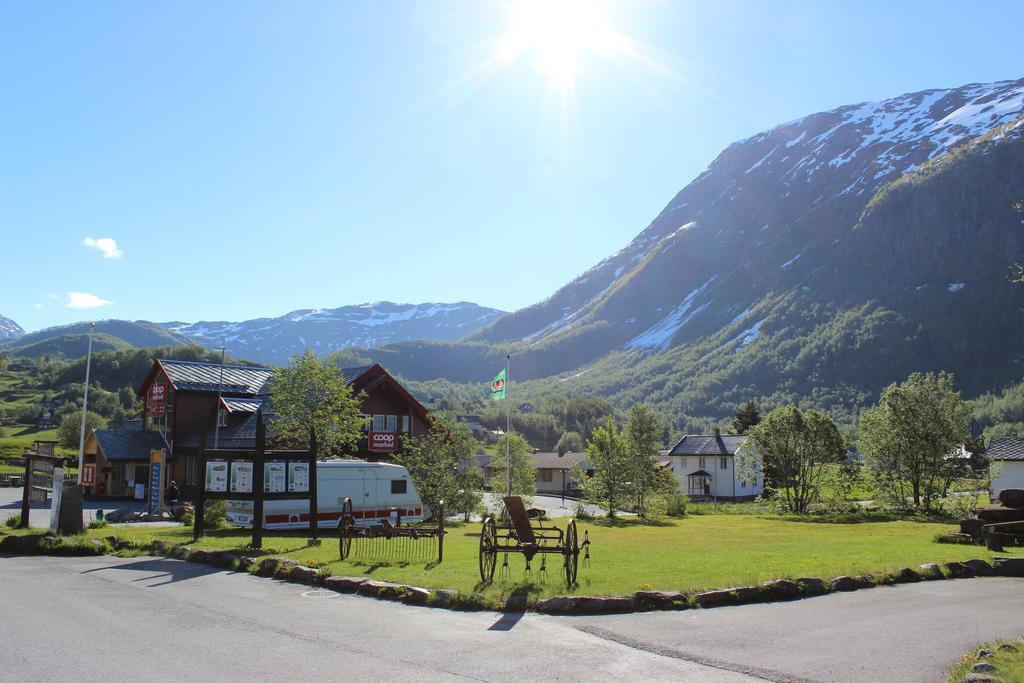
732, 400, 762, 435
740, 405, 845, 514
489, 432, 536, 497
858, 372, 972, 510
57, 410, 107, 449
267, 350, 363, 458
625, 404, 674, 518
394, 417, 482, 521
555, 430, 584, 455
578, 416, 632, 519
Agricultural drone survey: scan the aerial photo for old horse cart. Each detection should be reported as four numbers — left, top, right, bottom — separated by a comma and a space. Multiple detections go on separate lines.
338, 497, 446, 563
478, 496, 591, 587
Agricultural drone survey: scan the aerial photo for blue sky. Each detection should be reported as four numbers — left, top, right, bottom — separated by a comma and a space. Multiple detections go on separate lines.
2, 1, 1021, 333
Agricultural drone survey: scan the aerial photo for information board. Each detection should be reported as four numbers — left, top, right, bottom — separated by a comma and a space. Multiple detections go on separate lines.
230, 461, 253, 493
81, 463, 96, 486
287, 461, 310, 493
205, 460, 228, 492
48, 467, 64, 535
264, 461, 286, 493
148, 450, 165, 515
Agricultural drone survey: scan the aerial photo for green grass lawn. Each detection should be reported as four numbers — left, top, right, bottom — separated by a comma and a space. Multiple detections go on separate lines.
21, 513, 1019, 603
947, 637, 1024, 682
0, 426, 75, 474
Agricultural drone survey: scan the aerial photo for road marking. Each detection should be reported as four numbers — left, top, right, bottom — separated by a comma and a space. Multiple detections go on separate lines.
301, 588, 341, 599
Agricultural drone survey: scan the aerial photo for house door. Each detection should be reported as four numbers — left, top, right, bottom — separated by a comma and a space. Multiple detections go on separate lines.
134, 465, 149, 498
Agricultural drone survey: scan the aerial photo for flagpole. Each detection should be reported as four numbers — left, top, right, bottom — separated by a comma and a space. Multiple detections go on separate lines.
505, 353, 511, 497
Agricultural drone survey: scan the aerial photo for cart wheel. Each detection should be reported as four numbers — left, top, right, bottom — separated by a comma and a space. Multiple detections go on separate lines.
339, 498, 355, 560
479, 516, 498, 583
564, 519, 579, 587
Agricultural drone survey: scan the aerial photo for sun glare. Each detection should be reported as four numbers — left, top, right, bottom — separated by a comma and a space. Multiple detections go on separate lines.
498, 0, 626, 86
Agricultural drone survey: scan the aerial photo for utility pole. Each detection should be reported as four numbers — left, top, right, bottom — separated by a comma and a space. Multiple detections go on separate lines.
213, 347, 226, 450
505, 353, 511, 496
76, 321, 96, 484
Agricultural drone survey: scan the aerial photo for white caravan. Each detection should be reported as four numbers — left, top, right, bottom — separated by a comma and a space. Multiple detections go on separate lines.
226, 461, 427, 530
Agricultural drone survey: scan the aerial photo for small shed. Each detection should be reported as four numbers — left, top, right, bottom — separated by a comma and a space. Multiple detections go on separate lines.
989, 436, 1024, 499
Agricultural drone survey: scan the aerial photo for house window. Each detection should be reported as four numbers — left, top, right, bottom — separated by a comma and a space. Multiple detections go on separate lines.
720, 457, 728, 469
698, 457, 706, 469
360, 414, 371, 432
538, 469, 553, 483
401, 415, 410, 434
386, 415, 397, 432
217, 410, 227, 427
391, 479, 407, 494
741, 479, 747, 488
372, 414, 386, 432
679, 457, 686, 469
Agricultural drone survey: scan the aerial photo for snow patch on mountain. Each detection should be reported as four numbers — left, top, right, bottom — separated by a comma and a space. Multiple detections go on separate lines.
625, 277, 716, 351
0, 315, 25, 340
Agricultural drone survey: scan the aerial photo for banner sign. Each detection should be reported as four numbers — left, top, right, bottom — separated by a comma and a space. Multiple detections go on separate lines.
205, 460, 228, 492
264, 461, 286, 493
82, 464, 96, 486
148, 450, 165, 515
368, 432, 398, 452
149, 383, 166, 416
287, 461, 310, 492
48, 466, 64, 535
230, 461, 253, 493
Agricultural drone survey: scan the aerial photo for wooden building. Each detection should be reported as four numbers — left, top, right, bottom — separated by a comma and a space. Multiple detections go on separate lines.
82, 359, 429, 499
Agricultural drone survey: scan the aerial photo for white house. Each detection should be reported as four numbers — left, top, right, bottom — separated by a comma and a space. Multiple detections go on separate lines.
988, 436, 1024, 499
666, 428, 763, 501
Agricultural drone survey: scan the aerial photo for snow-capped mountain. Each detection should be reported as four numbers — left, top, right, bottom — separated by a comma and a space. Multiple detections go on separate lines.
358, 77, 1024, 421
166, 301, 505, 365
0, 315, 25, 340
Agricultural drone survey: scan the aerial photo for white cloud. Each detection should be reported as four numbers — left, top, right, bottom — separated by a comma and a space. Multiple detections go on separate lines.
66, 292, 113, 309
33, 303, 44, 310
83, 237, 124, 259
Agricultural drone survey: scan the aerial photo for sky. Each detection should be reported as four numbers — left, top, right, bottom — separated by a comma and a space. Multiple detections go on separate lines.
2, 0, 1022, 333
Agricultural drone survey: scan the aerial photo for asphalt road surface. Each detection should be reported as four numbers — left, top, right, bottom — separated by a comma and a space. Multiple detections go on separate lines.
1, 554, 1022, 682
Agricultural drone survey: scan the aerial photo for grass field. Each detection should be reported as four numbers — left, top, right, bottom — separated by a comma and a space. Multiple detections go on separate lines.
946, 637, 1024, 682
12, 512, 1019, 604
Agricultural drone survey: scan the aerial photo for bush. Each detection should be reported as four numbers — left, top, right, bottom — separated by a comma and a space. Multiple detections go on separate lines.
180, 511, 195, 526
87, 519, 108, 529
4, 513, 22, 528
203, 500, 228, 529
937, 493, 981, 521
666, 494, 688, 517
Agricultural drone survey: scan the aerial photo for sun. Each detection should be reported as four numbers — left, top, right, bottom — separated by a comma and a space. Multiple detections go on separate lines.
498, 0, 626, 86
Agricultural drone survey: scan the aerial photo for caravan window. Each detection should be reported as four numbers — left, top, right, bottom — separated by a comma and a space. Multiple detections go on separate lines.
391, 479, 407, 494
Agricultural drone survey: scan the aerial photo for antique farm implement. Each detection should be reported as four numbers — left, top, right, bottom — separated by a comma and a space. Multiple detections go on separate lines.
478, 496, 591, 587
338, 497, 446, 563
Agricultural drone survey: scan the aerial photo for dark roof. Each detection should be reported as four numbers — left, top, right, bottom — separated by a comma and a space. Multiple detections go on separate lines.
148, 359, 273, 396
669, 433, 746, 456
221, 397, 266, 413
340, 366, 374, 384
687, 469, 713, 478
342, 364, 429, 421
532, 451, 590, 469
174, 411, 266, 450
94, 428, 171, 462
988, 437, 1024, 461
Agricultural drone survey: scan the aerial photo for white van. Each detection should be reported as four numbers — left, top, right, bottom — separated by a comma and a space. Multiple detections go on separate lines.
225, 461, 427, 530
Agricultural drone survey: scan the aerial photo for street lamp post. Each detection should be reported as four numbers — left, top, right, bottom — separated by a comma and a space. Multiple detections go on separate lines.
76, 321, 96, 484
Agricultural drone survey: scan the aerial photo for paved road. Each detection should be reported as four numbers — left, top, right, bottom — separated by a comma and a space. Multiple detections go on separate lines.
2, 554, 1022, 682
0, 486, 150, 528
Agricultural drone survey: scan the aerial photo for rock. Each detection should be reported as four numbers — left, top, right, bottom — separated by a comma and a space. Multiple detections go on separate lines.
323, 576, 366, 593
536, 595, 634, 614
149, 540, 172, 555
854, 575, 876, 589
695, 589, 737, 608
273, 562, 300, 580
114, 540, 136, 551
976, 649, 994, 658
256, 557, 293, 578
972, 662, 997, 672
960, 519, 986, 537
993, 557, 1024, 577
240, 556, 258, 570
634, 590, 688, 610
761, 579, 802, 599
357, 580, 406, 599
797, 578, 829, 596
919, 563, 943, 580
830, 576, 858, 592
401, 587, 432, 606
288, 566, 321, 585
104, 535, 119, 545
965, 674, 996, 682
893, 567, 921, 583
431, 589, 458, 608
504, 592, 529, 611
189, 550, 213, 564
944, 562, 973, 579
169, 546, 192, 560
963, 559, 994, 577
997, 643, 1018, 653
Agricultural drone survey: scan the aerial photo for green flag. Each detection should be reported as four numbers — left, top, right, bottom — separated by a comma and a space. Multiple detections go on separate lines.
490, 369, 507, 401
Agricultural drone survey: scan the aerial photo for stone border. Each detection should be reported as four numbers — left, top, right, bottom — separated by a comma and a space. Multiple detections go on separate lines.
2, 533, 1022, 615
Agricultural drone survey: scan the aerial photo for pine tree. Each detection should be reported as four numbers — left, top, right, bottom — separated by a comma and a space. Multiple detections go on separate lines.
732, 400, 762, 434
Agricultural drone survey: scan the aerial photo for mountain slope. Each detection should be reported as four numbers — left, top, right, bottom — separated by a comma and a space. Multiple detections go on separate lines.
341, 77, 1024, 428
0, 320, 192, 358
164, 301, 505, 365
0, 315, 24, 340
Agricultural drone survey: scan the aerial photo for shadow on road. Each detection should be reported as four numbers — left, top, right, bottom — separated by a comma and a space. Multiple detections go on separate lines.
80, 557, 224, 586
488, 611, 526, 631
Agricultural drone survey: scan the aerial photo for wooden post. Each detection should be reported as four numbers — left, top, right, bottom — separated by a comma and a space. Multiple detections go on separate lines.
438, 499, 445, 563
309, 427, 319, 543
19, 455, 32, 529
194, 435, 207, 542
252, 410, 265, 549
